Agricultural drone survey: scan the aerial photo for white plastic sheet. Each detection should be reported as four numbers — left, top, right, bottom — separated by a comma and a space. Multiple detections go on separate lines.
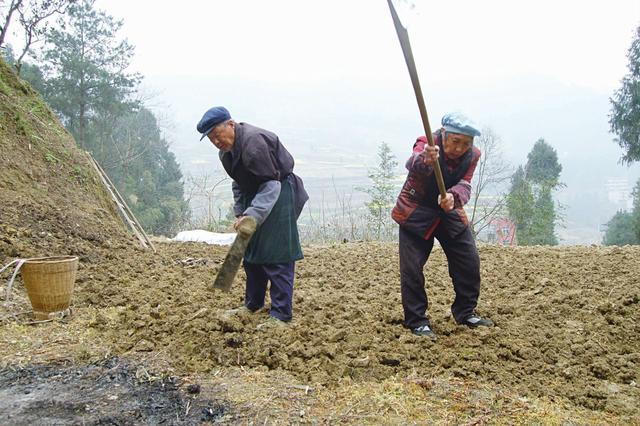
171, 230, 236, 246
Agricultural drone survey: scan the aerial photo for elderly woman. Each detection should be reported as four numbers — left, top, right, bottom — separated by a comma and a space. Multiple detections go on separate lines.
392, 113, 493, 340
197, 106, 308, 325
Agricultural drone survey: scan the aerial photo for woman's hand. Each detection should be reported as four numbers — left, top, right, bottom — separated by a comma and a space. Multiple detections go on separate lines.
438, 193, 455, 213
422, 144, 439, 166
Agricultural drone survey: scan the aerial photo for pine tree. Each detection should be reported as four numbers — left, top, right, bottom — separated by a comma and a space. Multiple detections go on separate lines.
507, 140, 562, 245
526, 138, 562, 186
362, 142, 398, 240
41, 0, 141, 148
506, 166, 535, 244
603, 211, 638, 245
609, 25, 640, 164
529, 186, 558, 245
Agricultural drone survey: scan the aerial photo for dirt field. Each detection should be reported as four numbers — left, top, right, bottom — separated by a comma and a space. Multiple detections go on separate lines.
1, 57, 639, 424
1, 239, 639, 423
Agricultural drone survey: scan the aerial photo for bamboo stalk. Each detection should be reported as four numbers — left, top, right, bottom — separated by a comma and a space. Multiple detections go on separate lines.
87, 153, 156, 252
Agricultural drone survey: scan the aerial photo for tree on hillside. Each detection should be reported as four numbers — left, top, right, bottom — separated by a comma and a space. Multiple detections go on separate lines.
3, 43, 46, 93
40, 0, 140, 148
632, 178, 640, 242
603, 211, 638, 245
468, 127, 512, 237
23, 0, 189, 236
361, 142, 398, 240
506, 166, 535, 243
609, 25, 640, 164
106, 107, 190, 236
525, 138, 563, 186
507, 140, 563, 245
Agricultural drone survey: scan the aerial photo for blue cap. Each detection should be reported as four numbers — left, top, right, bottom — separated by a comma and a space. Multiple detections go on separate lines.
441, 112, 481, 137
197, 106, 231, 140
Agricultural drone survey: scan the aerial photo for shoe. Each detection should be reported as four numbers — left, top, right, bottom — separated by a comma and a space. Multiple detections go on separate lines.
256, 316, 288, 330
412, 324, 437, 340
460, 313, 494, 328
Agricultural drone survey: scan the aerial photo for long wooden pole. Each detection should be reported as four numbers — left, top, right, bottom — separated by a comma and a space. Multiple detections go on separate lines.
88, 153, 156, 252
386, 0, 447, 197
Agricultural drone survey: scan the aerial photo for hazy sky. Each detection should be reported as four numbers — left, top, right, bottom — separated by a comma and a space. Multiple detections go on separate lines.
93, 0, 640, 166
99, 0, 638, 93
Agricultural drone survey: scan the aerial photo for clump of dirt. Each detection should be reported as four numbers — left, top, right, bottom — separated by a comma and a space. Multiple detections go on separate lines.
0, 356, 230, 424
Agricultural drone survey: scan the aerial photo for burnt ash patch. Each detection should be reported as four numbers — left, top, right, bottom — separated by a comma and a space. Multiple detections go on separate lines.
0, 357, 231, 424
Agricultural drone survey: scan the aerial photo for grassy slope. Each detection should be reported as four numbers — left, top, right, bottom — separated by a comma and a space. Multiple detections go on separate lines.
0, 58, 129, 260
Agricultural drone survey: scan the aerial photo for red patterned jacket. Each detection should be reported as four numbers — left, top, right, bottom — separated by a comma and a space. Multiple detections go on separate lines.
391, 131, 481, 240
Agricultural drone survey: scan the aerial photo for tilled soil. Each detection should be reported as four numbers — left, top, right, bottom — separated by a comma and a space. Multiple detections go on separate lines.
3, 240, 637, 420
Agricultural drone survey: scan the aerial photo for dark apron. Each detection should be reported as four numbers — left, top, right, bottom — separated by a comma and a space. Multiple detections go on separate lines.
242, 178, 303, 264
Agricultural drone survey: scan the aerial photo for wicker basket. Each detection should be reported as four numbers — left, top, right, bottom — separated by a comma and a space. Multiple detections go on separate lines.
21, 256, 78, 320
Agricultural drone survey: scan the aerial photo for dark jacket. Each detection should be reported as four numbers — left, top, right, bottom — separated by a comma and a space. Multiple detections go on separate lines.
392, 131, 481, 240
220, 122, 308, 219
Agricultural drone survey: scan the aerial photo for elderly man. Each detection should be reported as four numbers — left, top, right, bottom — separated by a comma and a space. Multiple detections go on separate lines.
197, 106, 308, 324
392, 113, 493, 340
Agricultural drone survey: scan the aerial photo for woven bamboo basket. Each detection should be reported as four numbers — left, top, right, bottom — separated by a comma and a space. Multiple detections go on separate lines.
21, 256, 78, 320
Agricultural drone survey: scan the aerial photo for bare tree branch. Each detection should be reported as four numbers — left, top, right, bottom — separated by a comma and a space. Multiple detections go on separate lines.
0, 0, 23, 47
183, 173, 230, 231
17, 2, 68, 56
470, 127, 513, 239
5, 0, 75, 73
473, 198, 507, 235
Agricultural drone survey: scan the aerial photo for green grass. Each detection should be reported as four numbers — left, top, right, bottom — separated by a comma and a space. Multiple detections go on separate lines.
0, 77, 10, 96
44, 152, 61, 164
14, 110, 30, 136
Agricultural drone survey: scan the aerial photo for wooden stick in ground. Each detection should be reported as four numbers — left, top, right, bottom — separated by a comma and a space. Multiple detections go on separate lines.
87, 153, 156, 252
90, 155, 156, 252
88, 155, 148, 249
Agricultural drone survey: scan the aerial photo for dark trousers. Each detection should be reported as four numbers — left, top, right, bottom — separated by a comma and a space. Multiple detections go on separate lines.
399, 224, 481, 329
243, 261, 295, 321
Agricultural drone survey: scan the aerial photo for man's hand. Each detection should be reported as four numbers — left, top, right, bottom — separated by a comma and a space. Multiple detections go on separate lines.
233, 216, 246, 230
438, 193, 455, 213
422, 144, 439, 166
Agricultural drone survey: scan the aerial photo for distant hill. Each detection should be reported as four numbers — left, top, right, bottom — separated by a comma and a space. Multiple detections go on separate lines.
144, 73, 639, 243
